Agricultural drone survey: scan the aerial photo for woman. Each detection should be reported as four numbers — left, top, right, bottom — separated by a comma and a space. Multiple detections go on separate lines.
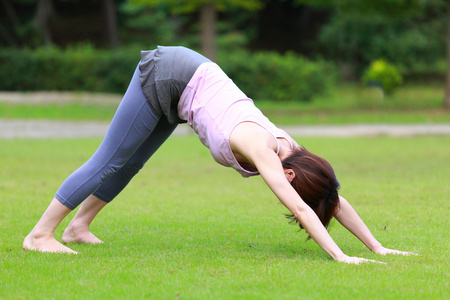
23, 46, 414, 262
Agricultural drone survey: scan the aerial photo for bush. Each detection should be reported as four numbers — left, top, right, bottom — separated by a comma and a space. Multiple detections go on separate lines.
0, 45, 138, 93
0, 46, 336, 102
362, 59, 403, 94
219, 50, 336, 102
319, 8, 446, 78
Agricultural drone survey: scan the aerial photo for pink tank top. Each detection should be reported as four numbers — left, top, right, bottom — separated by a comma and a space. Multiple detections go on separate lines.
178, 62, 292, 177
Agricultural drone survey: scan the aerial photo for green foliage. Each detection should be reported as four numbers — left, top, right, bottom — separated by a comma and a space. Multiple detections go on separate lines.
219, 50, 337, 102
118, 2, 184, 47
315, 0, 446, 79
319, 12, 445, 70
362, 59, 403, 94
0, 46, 336, 101
128, 0, 263, 13
0, 45, 138, 93
2, 0, 446, 84
297, 0, 428, 18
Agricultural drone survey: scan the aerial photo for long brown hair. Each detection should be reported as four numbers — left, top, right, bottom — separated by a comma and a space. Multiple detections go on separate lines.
281, 147, 340, 232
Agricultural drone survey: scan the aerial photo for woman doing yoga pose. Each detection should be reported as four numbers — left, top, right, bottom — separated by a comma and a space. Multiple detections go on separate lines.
23, 46, 414, 262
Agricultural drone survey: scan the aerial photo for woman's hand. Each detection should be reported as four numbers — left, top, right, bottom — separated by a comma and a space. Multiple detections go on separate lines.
336, 254, 386, 265
372, 246, 417, 256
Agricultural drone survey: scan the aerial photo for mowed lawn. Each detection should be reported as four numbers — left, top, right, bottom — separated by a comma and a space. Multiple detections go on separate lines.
2, 84, 450, 124
0, 135, 449, 299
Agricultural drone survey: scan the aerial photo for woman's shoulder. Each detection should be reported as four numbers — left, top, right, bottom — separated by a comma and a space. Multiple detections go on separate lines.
230, 122, 278, 155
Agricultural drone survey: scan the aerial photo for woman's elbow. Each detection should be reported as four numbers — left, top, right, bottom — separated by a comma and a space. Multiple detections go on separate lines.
291, 205, 312, 222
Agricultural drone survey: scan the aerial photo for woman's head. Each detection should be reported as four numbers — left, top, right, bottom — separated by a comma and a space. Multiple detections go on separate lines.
281, 147, 340, 231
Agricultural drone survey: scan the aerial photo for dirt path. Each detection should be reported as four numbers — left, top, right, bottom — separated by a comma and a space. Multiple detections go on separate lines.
1, 119, 449, 139
1, 92, 450, 139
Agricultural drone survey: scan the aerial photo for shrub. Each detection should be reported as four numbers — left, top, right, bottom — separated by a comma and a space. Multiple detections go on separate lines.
319, 9, 445, 78
219, 50, 336, 102
362, 59, 403, 95
0, 46, 138, 93
0, 46, 336, 102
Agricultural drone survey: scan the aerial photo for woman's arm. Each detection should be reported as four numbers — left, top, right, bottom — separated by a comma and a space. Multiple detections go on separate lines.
229, 124, 383, 263
335, 196, 416, 256
247, 147, 381, 263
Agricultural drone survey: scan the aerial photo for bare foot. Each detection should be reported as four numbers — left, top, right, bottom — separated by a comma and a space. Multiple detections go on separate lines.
62, 224, 103, 244
23, 232, 78, 254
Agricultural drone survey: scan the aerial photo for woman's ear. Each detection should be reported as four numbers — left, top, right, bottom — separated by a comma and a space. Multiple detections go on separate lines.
284, 168, 296, 183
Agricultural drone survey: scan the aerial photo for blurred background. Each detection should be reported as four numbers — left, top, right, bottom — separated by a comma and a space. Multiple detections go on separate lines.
0, 0, 449, 110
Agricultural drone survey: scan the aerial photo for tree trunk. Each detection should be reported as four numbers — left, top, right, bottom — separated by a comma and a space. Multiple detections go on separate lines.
200, 3, 217, 62
445, 0, 450, 109
2, 0, 22, 31
0, 22, 19, 47
34, 0, 54, 47
103, 0, 119, 49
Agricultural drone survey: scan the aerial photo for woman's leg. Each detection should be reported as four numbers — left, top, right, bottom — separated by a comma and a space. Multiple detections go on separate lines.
55, 70, 160, 210
24, 65, 161, 253
92, 116, 178, 203
62, 117, 178, 244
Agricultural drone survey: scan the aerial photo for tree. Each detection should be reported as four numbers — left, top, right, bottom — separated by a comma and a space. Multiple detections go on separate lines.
102, 0, 120, 49
298, 0, 449, 108
34, 0, 54, 47
128, 0, 263, 61
0, 0, 44, 47
1, 0, 22, 47
1, 0, 121, 49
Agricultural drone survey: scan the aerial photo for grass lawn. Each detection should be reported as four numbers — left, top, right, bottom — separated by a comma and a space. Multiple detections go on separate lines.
259, 84, 450, 124
0, 135, 449, 299
0, 84, 449, 124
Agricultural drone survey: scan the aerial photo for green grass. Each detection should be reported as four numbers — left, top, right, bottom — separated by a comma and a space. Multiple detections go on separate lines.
0, 103, 118, 122
1, 135, 449, 299
258, 84, 450, 124
1, 84, 449, 124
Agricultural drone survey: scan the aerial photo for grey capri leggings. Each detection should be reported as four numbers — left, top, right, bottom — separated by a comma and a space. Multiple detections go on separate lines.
55, 66, 177, 209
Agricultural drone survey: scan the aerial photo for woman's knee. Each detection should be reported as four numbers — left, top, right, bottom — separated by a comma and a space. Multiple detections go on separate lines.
120, 161, 145, 180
